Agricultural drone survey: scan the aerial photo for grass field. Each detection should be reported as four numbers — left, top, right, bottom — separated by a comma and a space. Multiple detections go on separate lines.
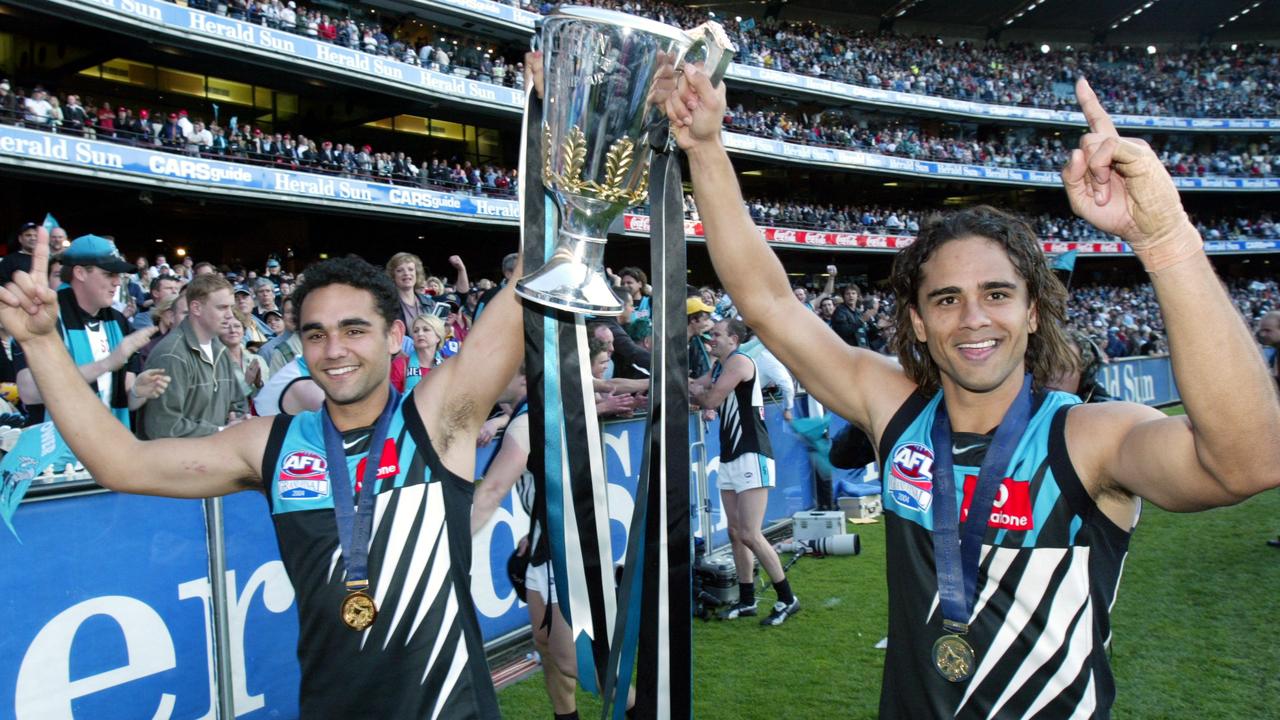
498, 406, 1280, 718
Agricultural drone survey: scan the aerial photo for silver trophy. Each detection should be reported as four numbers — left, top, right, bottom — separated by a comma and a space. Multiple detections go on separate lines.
516, 6, 735, 315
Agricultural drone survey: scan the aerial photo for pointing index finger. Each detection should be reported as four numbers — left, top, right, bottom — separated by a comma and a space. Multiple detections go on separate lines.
31, 225, 49, 287
1076, 77, 1117, 137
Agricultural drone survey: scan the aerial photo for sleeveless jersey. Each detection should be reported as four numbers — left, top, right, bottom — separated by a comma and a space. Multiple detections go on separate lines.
261, 394, 500, 719
877, 389, 1136, 719
712, 351, 772, 462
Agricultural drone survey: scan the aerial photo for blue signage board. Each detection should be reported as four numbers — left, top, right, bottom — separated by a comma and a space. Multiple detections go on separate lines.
2, 406, 814, 716
0, 125, 520, 222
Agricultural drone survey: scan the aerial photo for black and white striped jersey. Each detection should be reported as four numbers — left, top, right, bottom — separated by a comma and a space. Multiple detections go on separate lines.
712, 351, 773, 462
877, 389, 1137, 719
262, 395, 499, 719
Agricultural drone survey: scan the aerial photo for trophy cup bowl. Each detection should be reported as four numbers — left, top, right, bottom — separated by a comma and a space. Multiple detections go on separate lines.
516, 6, 734, 315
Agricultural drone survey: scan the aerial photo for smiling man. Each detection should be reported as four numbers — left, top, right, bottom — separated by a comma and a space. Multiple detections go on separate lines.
1, 239, 521, 718
666, 66, 1280, 717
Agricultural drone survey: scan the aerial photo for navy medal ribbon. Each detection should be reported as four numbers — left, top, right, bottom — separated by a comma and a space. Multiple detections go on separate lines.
928, 374, 1033, 681
322, 388, 400, 631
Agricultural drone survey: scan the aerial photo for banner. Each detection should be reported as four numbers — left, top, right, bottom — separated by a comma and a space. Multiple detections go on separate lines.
2, 406, 813, 718
35, 0, 524, 111
0, 125, 520, 222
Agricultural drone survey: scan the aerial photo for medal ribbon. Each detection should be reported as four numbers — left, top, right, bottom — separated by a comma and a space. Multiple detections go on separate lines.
929, 374, 1032, 633
321, 388, 400, 591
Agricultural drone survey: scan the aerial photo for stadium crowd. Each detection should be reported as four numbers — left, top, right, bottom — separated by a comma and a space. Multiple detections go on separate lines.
0, 83, 518, 195
179, 0, 528, 87
723, 105, 1279, 177
517, 0, 1280, 119
175, 0, 1280, 127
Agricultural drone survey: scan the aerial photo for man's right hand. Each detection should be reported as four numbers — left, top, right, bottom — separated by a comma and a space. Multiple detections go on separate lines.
0, 226, 58, 344
110, 326, 158, 367
665, 63, 727, 155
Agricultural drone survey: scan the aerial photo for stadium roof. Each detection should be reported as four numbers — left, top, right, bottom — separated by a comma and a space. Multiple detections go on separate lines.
713, 0, 1280, 43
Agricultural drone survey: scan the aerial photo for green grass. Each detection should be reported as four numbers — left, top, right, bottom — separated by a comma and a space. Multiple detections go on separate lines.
499, 405, 1280, 718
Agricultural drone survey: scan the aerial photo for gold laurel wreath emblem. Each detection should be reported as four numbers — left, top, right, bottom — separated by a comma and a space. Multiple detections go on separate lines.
544, 125, 648, 206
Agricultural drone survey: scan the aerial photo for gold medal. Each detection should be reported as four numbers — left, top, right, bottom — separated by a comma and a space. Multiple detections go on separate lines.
932, 634, 975, 682
341, 590, 378, 631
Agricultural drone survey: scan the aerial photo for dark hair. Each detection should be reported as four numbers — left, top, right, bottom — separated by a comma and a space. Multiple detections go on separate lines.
719, 317, 751, 346
888, 205, 1074, 395
588, 337, 610, 358
150, 274, 179, 294
619, 266, 649, 295
292, 256, 399, 331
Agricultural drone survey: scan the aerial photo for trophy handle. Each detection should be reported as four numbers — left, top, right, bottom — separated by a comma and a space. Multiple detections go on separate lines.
682, 21, 737, 88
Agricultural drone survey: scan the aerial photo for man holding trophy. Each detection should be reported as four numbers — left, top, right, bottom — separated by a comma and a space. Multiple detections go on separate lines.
511, 7, 733, 720
663, 51, 1280, 718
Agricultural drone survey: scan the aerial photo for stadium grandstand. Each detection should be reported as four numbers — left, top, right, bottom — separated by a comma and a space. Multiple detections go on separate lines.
0, 0, 1277, 718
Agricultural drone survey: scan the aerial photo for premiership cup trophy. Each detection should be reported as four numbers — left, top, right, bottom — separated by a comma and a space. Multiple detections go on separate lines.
516, 6, 735, 315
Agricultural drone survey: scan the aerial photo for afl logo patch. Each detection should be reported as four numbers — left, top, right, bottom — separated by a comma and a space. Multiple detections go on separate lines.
888, 442, 935, 512
279, 450, 330, 499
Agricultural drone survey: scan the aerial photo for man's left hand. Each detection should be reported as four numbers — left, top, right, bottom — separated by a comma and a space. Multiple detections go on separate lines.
1062, 78, 1198, 270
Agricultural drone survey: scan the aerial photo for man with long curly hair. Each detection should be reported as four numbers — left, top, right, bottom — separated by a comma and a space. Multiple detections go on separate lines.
666, 64, 1280, 718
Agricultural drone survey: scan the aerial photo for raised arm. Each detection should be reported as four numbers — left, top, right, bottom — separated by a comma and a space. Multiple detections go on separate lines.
690, 354, 751, 410
0, 229, 268, 499
471, 415, 530, 534
448, 254, 470, 295
416, 258, 524, 475
666, 65, 913, 433
16, 325, 156, 404
1064, 78, 1280, 510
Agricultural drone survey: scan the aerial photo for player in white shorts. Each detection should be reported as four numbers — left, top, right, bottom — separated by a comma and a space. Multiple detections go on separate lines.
692, 318, 799, 626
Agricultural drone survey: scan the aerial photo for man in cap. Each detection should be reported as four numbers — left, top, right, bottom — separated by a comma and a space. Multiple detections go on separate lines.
264, 257, 284, 288
14, 234, 168, 426
687, 295, 714, 380
0, 222, 40, 285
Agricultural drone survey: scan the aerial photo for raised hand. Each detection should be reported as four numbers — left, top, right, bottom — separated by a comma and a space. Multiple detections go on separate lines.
0, 226, 59, 344
1062, 78, 1198, 271
665, 63, 727, 153
132, 368, 171, 400
448, 255, 465, 270
109, 326, 159, 367
524, 51, 544, 99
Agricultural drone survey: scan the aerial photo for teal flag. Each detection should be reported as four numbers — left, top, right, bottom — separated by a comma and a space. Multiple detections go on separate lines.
1051, 249, 1078, 272
0, 422, 79, 539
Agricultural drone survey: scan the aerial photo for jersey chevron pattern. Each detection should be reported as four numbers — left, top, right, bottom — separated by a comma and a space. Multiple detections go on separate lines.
262, 395, 500, 719
877, 389, 1136, 719
712, 351, 773, 462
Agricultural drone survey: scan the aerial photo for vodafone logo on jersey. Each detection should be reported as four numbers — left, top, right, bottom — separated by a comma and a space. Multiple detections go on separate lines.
960, 474, 1034, 530
355, 438, 401, 492
278, 451, 330, 499
888, 442, 934, 512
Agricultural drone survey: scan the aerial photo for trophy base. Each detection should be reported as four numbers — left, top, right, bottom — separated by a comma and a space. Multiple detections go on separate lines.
516, 229, 625, 316
516, 263, 624, 316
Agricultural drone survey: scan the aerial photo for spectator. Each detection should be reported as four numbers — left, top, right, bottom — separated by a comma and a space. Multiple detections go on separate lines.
139, 293, 187, 366
0, 222, 39, 285
617, 266, 652, 328
234, 285, 271, 345
139, 273, 248, 438
223, 309, 270, 402
14, 234, 166, 426
132, 274, 181, 330
830, 285, 872, 348
263, 296, 302, 374
687, 295, 714, 380
386, 251, 435, 330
